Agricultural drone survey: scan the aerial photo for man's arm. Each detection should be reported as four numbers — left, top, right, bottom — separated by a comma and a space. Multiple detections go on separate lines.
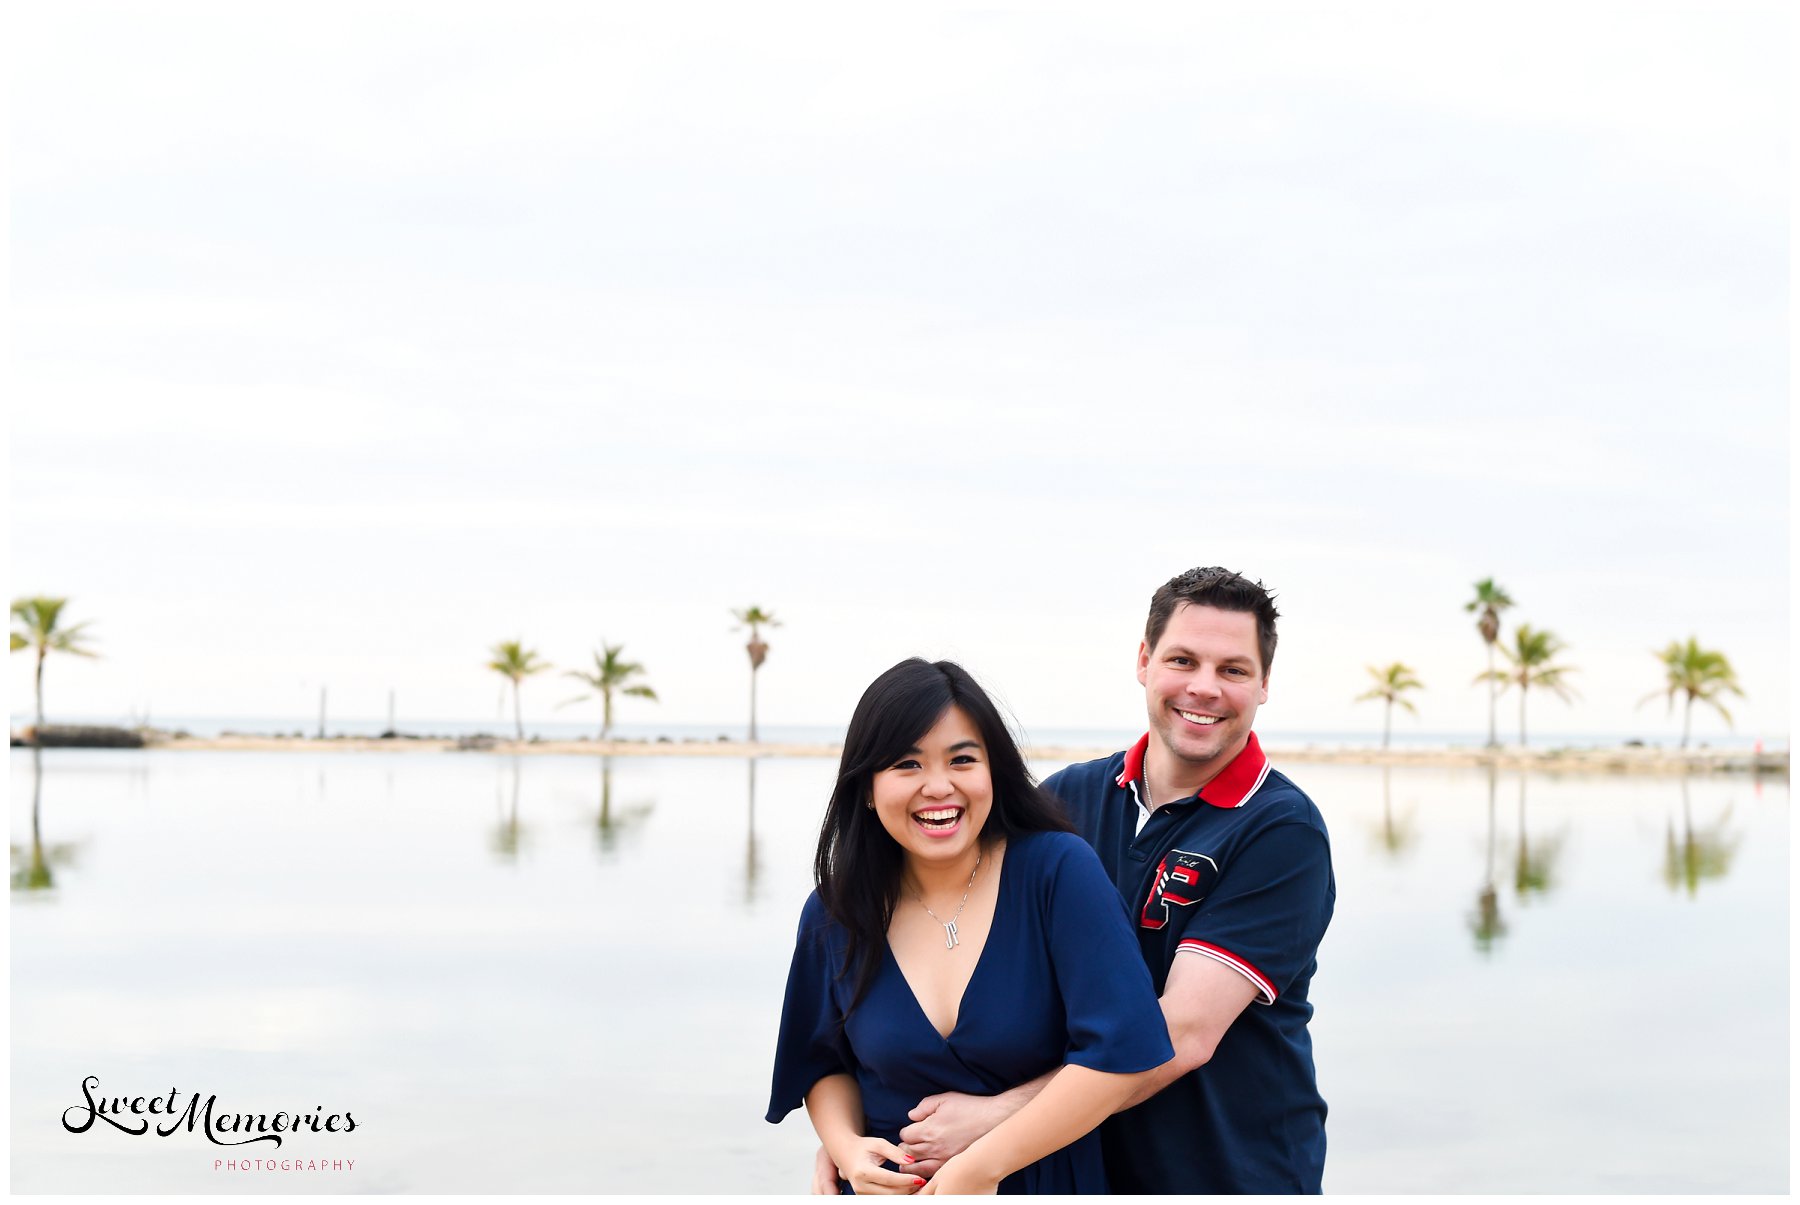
896, 1075, 1050, 1173
821, 1080, 1053, 1185
898, 954, 1259, 1168
1120, 950, 1259, 1107
917, 1063, 1161, 1195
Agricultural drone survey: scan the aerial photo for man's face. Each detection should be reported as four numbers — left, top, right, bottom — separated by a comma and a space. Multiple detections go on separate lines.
1138, 603, 1268, 778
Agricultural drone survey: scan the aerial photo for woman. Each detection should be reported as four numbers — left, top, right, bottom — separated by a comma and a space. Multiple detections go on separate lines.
767, 659, 1173, 1194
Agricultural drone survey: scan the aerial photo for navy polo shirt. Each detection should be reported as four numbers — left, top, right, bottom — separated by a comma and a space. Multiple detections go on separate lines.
1042, 731, 1335, 1195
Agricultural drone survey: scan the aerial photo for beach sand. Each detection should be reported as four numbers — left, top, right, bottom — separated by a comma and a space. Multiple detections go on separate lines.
123, 733, 1787, 776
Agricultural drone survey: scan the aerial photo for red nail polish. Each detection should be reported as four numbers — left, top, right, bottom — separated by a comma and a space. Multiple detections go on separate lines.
902, 1155, 916, 1163
913, 1177, 927, 1186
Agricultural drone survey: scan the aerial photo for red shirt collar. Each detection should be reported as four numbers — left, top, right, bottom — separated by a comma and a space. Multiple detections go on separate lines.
1115, 730, 1271, 809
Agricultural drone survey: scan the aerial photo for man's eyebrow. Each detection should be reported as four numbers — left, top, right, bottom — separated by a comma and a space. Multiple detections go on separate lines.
1163, 645, 1255, 665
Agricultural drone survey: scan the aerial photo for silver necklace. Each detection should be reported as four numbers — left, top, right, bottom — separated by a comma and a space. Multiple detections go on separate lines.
915, 851, 982, 950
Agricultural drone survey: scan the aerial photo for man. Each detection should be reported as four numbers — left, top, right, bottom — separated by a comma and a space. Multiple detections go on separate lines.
814, 566, 1334, 1193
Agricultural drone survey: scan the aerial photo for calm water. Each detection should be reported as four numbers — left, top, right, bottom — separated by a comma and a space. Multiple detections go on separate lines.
9, 748, 1788, 1193
15, 712, 1785, 751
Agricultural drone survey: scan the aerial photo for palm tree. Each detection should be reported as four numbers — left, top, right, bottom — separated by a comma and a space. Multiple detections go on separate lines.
1354, 662, 1423, 750
1464, 579, 1515, 748
10, 596, 99, 745
562, 642, 658, 740
1475, 624, 1577, 747
732, 605, 781, 742
486, 639, 549, 742
1640, 637, 1744, 749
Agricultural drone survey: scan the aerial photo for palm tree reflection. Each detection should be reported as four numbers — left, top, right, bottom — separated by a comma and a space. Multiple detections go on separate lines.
744, 756, 762, 903
1663, 778, 1739, 898
491, 757, 527, 861
1370, 766, 1417, 859
594, 757, 654, 857
1511, 776, 1567, 901
1468, 762, 1507, 953
10, 746, 80, 893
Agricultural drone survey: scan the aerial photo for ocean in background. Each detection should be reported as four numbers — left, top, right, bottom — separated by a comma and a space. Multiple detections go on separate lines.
11, 713, 1784, 752
10, 747, 1786, 1193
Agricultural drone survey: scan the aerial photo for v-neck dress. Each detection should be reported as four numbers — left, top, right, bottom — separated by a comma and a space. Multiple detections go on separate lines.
767, 830, 1173, 1194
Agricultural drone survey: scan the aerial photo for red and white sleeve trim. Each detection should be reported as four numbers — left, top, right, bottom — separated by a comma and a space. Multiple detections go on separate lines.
1177, 939, 1276, 1005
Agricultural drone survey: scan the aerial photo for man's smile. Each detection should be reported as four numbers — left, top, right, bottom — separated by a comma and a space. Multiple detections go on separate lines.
1175, 709, 1225, 726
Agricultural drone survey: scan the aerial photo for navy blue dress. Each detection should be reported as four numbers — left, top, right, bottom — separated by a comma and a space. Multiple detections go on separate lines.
767, 830, 1173, 1194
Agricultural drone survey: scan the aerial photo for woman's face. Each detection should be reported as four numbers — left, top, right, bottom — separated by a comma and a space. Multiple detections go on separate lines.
869, 704, 994, 870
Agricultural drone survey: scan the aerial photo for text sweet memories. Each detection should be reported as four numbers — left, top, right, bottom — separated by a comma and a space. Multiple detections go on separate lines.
63, 1075, 357, 1148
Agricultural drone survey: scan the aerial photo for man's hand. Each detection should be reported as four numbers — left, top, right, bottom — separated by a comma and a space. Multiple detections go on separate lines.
810, 1144, 842, 1195
897, 1085, 1040, 1174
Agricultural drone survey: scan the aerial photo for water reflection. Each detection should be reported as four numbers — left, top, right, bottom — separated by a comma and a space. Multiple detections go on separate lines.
1663, 778, 1740, 898
1369, 766, 1417, 859
8, 751, 1786, 1193
1510, 776, 1567, 902
595, 757, 655, 857
1468, 763, 1507, 952
491, 756, 527, 861
10, 747, 80, 895
744, 757, 762, 903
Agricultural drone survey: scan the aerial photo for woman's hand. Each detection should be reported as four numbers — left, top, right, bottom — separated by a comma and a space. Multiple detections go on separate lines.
915, 1152, 1000, 1196
827, 1136, 928, 1195
810, 1144, 842, 1194
806, 1075, 924, 1195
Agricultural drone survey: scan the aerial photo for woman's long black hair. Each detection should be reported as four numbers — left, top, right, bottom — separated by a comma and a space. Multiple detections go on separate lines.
814, 658, 1073, 1013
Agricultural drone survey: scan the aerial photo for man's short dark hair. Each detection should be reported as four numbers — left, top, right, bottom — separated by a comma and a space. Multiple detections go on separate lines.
1145, 567, 1281, 675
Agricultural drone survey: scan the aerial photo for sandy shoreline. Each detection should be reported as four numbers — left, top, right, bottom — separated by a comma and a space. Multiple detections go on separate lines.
37, 733, 1782, 776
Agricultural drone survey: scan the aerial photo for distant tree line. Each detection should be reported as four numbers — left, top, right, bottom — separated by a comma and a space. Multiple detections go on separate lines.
10, 592, 1747, 749
1351, 578, 1744, 749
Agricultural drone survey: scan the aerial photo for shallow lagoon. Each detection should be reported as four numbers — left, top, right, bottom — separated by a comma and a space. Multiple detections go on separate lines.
10, 748, 1787, 1193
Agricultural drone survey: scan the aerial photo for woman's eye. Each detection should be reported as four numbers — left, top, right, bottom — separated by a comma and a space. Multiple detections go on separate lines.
890, 758, 921, 771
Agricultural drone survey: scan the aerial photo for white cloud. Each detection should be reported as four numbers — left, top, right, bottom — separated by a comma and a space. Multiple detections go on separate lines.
10, 2, 1787, 737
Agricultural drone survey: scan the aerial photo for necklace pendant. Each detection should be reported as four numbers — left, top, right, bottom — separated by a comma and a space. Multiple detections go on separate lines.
943, 920, 959, 950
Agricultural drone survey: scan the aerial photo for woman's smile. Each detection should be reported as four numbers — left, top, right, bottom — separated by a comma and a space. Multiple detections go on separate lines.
871, 705, 993, 870
910, 805, 966, 836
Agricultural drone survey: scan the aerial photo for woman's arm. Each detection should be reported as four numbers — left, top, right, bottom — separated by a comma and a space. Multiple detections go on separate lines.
916, 1061, 1161, 1195
805, 1074, 927, 1196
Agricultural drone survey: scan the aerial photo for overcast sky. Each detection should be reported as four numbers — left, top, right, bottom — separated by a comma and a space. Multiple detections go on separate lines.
9, 2, 1789, 743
